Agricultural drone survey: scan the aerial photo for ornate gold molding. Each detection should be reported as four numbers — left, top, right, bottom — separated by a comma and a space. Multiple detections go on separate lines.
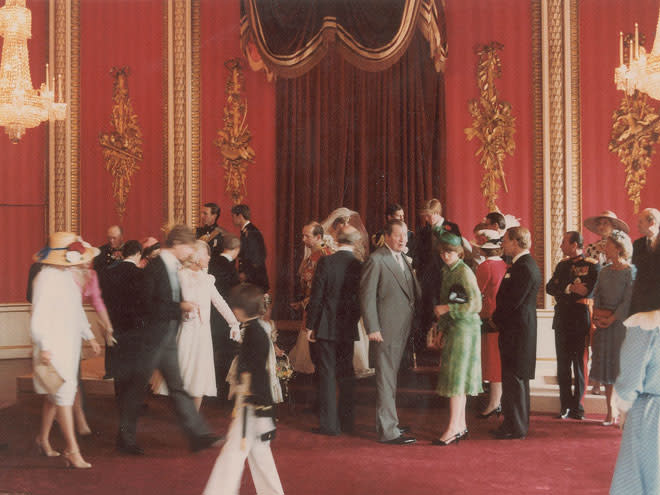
191, 0, 200, 227
172, 0, 186, 224
609, 91, 660, 213
568, 0, 581, 231
547, 0, 565, 270
215, 59, 255, 205
99, 68, 144, 220
465, 42, 516, 212
532, 0, 544, 307
49, 0, 80, 234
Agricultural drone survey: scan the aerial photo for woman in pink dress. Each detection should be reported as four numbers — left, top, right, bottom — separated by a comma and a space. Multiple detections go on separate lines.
472, 229, 508, 418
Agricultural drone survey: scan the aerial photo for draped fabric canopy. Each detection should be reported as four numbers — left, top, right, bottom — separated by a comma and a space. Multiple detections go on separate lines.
240, 0, 447, 78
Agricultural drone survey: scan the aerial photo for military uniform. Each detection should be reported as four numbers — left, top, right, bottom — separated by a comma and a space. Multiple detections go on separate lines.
196, 224, 227, 260
546, 254, 601, 417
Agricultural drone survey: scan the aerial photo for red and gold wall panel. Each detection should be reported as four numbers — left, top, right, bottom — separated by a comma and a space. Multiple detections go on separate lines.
444, 0, 535, 235
79, 0, 165, 247
0, 0, 48, 302
580, 0, 660, 244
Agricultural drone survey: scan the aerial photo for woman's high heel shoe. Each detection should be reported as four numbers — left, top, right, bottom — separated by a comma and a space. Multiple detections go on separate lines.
431, 430, 467, 446
478, 404, 502, 419
62, 450, 92, 469
35, 437, 60, 457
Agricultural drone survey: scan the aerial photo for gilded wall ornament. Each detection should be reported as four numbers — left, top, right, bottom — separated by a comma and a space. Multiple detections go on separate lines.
609, 90, 660, 213
215, 59, 255, 205
465, 42, 516, 212
99, 67, 143, 219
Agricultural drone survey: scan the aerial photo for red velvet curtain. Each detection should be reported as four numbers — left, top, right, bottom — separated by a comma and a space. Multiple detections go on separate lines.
274, 33, 445, 316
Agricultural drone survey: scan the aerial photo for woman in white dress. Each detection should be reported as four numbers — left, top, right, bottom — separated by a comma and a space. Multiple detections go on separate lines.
321, 208, 374, 378
31, 232, 101, 469
156, 240, 240, 411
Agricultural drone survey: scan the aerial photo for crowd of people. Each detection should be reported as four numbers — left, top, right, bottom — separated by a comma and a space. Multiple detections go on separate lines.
25, 200, 660, 494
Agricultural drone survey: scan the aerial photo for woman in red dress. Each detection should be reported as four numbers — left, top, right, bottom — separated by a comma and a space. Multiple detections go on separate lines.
472, 229, 508, 418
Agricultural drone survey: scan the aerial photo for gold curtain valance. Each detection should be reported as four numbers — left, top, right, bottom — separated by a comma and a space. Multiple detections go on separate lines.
240, 0, 447, 80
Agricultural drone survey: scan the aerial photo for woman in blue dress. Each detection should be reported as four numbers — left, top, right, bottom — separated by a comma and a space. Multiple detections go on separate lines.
610, 309, 660, 494
590, 230, 635, 426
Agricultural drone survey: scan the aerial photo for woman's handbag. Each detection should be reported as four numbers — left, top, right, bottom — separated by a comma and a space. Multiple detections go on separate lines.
426, 325, 443, 350
593, 307, 614, 328
33, 362, 64, 395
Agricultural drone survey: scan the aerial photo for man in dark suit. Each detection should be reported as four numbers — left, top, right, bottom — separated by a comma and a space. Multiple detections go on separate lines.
231, 204, 269, 292
197, 202, 228, 261
413, 199, 461, 353
94, 224, 125, 379
492, 226, 542, 440
208, 233, 242, 398
630, 207, 660, 314
546, 231, 600, 420
306, 226, 363, 436
98, 240, 145, 402
117, 225, 219, 455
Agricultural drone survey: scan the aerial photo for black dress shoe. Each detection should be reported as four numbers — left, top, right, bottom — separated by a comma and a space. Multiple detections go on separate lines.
431, 429, 468, 446
311, 427, 340, 436
492, 430, 526, 440
117, 438, 144, 456
398, 425, 412, 434
569, 410, 585, 420
478, 405, 502, 419
557, 409, 570, 419
381, 435, 416, 445
190, 434, 223, 452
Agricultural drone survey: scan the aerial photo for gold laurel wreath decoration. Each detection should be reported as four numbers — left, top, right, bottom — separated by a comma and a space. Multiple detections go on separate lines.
609, 92, 660, 214
99, 67, 144, 220
465, 42, 516, 212
215, 59, 255, 205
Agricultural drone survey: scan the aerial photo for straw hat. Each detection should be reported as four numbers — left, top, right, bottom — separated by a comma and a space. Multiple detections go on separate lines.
471, 229, 502, 249
33, 232, 99, 266
584, 210, 629, 234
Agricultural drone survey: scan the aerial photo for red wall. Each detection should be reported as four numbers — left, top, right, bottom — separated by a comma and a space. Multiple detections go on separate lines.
0, 0, 48, 302
580, 0, 660, 245
200, 0, 276, 290
79, 0, 165, 246
444, 0, 535, 236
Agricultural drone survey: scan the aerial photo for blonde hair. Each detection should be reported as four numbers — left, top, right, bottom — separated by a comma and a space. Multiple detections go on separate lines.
506, 226, 531, 250
418, 198, 442, 216
184, 240, 210, 268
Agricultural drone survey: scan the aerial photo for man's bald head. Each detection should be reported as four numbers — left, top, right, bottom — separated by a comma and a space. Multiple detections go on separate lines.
107, 225, 124, 249
336, 225, 361, 246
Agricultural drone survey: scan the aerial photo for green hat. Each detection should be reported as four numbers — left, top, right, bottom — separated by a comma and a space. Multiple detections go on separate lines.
433, 227, 461, 246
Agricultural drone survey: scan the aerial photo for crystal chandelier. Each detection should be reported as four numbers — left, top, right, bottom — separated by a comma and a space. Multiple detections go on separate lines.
0, 0, 66, 143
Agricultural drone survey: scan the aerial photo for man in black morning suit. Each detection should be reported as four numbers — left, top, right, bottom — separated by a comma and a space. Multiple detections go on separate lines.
117, 225, 219, 455
630, 207, 660, 315
98, 240, 145, 402
492, 226, 542, 439
306, 226, 363, 436
546, 231, 600, 420
208, 233, 242, 398
231, 204, 269, 292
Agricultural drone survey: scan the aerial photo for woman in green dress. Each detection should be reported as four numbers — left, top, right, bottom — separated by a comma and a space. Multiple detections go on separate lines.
431, 230, 483, 446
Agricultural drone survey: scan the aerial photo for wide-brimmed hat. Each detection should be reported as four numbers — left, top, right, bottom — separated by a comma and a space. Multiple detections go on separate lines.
33, 232, 99, 266
584, 210, 629, 234
471, 229, 502, 249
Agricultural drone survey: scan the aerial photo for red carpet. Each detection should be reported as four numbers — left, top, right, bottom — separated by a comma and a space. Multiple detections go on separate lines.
0, 395, 620, 494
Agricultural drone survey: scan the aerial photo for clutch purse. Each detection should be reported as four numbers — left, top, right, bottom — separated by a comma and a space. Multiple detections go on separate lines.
426, 325, 443, 350
33, 362, 64, 395
593, 307, 614, 328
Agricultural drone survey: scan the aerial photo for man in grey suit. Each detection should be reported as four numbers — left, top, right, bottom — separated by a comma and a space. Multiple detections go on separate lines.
360, 219, 420, 444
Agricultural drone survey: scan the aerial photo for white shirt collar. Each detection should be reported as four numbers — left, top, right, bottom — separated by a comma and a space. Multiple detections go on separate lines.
241, 220, 251, 231
123, 258, 138, 266
221, 253, 234, 261
160, 249, 181, 270
485, 256, 503, 261
512, 250, 530, 264
337, 245, 354, 252
385, 244, 403, 258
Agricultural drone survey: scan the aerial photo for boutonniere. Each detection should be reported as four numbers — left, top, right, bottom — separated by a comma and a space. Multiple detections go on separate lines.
504, 273, 511, 279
